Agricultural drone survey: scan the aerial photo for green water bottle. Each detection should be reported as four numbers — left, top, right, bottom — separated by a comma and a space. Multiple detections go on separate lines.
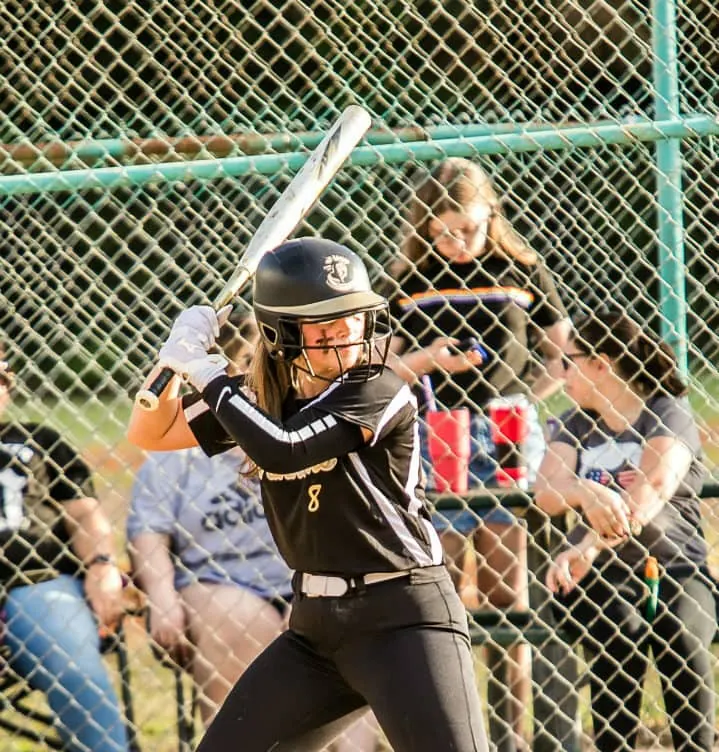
644, 556, 660, 622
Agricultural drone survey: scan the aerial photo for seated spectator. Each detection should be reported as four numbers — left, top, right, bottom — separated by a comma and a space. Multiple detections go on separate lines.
536, 309, 715, 752
0, 344, 129, 752
128, 310, 381, 750
128, 444, 292, 724
127, 310, 293, 724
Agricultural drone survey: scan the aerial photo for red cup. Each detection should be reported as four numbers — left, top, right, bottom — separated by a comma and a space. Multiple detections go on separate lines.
488, 398, 529, 489
426, 408, 471, 493
487, 398, 529, 445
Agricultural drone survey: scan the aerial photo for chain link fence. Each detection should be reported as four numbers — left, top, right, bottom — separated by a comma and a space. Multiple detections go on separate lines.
1, 1, 718, 750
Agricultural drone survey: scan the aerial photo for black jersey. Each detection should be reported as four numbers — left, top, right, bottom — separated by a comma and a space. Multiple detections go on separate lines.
0, 423, 94, 588
185, 366, 443, 575
390, 254, 567, 410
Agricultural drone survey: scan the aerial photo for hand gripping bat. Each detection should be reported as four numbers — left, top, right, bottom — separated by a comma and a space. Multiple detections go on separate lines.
135, 105, 372, 411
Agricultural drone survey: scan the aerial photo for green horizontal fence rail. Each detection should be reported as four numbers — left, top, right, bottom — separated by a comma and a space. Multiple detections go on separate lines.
2, 116, 718, 196
3, 114, 717, 170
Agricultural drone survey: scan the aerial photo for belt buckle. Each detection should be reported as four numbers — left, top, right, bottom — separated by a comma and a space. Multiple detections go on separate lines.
303, 574, 349, 597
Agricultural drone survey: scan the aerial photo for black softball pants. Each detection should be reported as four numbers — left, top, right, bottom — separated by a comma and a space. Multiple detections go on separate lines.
554, 563, 716, 752
196, 565, 488, 752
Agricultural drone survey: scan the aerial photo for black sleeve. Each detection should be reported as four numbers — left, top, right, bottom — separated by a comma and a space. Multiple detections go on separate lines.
33, 426, 96, 501
198, 376, 365, 473
183, 390, 236, 457
528, 261, 568, 329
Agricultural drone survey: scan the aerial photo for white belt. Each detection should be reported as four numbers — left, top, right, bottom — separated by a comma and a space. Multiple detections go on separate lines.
300, 571, 410, 598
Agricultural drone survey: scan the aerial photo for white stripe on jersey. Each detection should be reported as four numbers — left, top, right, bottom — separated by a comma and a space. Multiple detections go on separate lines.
407, 420, 443, 564
420, 517, 444, 565
227, 394, 338, 442
405, 420, 423, 516
184, 399, 210, 423
370, 384, 416, 447
362, 384, 441, 564
348, 452, 436, 567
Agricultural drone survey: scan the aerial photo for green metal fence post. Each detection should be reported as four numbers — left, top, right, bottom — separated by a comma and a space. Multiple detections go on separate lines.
652, 0, 688, 374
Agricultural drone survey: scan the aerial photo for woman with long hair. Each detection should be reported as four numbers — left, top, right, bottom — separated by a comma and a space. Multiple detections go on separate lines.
128, 238, 488, 752
537, 310, 714, 751
387, 157, 571, 751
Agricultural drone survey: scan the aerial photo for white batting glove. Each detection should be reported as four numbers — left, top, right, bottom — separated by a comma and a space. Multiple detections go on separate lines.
158, 344, 229, 392
165, 304, 232, 353
158, 304, 232, 391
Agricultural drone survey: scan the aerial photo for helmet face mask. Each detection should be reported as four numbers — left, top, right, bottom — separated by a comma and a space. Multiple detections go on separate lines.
253, 238, 392, 381
261, 305, 391, 382
257, 317, 303, 362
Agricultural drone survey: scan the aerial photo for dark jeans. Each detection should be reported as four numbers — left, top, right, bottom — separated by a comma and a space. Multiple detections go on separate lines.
553, 562, 716, 752
197, 566, 488, 752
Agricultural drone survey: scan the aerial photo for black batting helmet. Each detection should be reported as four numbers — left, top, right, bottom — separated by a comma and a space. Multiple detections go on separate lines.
253, 238, 390, 368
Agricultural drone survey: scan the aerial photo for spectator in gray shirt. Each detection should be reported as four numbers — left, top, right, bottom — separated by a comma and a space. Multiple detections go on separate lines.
535, 309, 714, 752
128, 443, 293, 724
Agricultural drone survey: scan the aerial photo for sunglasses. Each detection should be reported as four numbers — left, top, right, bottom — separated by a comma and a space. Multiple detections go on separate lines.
561, 352, 590, 370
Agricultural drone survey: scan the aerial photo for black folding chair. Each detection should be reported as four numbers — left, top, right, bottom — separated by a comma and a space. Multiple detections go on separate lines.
139, 606, 198, 752
169, 659, 198, 752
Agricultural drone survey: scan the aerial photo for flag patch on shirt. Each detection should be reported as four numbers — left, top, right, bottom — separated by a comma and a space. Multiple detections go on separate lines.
585, 468, 613, 485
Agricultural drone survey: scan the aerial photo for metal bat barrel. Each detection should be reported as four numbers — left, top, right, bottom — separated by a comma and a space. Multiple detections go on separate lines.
134, 105, 372, 411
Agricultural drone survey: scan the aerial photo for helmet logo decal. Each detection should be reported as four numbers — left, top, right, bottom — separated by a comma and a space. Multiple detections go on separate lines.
323, 255, 354, 291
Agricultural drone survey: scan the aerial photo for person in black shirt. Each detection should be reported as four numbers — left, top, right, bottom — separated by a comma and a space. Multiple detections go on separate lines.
128, 238, 489, 752
0, 346, 129, 752
536, 310, 715, 751
386, 158, 570, 751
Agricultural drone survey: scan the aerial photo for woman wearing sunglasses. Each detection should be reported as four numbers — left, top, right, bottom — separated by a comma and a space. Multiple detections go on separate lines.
536, 309, 714, 751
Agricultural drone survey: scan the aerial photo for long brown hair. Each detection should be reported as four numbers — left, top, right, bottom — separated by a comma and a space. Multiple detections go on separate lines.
396, 157, 537, 274
241, 344, 293, 477
212, 307, 260, 372
244, 344, 292, 420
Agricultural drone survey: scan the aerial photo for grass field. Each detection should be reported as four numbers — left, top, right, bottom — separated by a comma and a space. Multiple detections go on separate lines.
2, 376, 718, 750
